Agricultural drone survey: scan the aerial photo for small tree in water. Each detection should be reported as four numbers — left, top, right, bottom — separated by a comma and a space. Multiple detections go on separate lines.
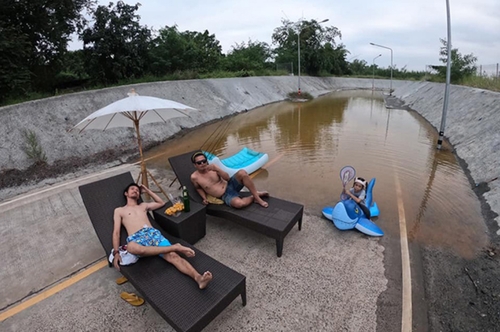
288, 91, 313, 100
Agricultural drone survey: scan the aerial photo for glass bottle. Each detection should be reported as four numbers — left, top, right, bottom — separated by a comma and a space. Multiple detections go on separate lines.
182, 186, 190, 212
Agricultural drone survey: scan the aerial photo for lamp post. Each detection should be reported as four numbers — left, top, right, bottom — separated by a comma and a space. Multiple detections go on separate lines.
370, 42, 393, 95
437, 0, 452, 150
372, 54, 382, 91
297, 18, 329, 95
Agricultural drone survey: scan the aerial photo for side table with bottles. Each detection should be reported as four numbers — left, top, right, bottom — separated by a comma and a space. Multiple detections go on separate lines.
153, 200, 206, 245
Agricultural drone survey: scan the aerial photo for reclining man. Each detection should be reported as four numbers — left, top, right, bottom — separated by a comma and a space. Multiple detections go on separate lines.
112, 182, 212, 289
190, 151, 269, 208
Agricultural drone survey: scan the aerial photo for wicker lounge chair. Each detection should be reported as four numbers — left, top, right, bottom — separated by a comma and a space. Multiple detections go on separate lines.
79, 172, 246, 332
168, 151, 304, 257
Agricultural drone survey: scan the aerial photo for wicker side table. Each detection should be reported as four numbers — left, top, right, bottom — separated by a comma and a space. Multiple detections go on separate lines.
153, 200, 206, 245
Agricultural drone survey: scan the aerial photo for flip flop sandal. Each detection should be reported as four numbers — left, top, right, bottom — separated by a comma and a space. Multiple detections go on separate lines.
120, 292, 144, 307
115, 276, 128, 285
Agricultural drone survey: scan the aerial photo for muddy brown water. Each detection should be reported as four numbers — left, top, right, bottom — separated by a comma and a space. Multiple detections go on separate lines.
145, 90, 487, 259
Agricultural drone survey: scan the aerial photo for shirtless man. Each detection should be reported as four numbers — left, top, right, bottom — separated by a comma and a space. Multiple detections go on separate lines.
190, 151, 269, 208
112, 182, 212, 289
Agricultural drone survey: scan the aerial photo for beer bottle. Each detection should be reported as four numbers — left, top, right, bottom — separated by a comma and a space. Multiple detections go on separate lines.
182, 186, 190, 212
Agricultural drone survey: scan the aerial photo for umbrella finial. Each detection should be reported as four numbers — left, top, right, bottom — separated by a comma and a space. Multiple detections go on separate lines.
128, 88, 138, 97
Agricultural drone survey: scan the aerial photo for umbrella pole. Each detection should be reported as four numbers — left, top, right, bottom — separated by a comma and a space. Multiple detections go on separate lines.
134, 120, 148, 190
147, 169, 169, 199
134, 119, 168, 201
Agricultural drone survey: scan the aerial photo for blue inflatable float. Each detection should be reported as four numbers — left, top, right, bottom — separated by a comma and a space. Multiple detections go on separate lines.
203, 147, 269, 177
322, 178, 384, 237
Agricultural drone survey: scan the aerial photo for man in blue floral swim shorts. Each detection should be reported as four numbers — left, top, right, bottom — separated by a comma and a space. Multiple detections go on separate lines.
112, 182, 212, 289
190, 151, 269, 208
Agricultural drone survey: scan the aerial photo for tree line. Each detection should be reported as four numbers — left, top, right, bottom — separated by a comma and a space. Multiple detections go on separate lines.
0, 1, 478, 105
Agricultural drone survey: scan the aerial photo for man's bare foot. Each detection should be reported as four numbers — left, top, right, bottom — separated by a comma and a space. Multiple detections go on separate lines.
257, 191, 269, 197
196, 271, 213, 289
255, 197, 268, 208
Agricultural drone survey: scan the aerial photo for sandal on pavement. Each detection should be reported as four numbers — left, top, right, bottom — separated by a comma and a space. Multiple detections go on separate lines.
120, 292, 144, 306
116, 276, 128, 285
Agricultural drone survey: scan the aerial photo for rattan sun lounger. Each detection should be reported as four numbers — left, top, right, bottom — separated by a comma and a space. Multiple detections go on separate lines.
79, 172, 246, 332
169, 151, 303, 257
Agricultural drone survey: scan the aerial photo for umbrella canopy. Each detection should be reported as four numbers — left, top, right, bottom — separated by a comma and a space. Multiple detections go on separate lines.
72, 89, 197, 194
73, 89, 196, 132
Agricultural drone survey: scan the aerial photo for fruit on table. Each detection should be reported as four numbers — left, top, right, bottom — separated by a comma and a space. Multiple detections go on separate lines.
165, 202, 184, 215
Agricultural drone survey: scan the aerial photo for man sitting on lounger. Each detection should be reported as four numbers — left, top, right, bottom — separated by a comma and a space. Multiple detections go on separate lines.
112, 182, 212, 289
190, 151, 269, 208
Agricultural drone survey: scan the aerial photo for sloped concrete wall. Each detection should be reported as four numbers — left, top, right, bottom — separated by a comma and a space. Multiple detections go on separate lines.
393, 81, 500, 229
0, 76, 396, 171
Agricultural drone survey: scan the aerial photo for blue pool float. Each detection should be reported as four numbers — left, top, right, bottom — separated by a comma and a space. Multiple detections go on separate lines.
322, 178, 384, 237
203, 147, 269, 177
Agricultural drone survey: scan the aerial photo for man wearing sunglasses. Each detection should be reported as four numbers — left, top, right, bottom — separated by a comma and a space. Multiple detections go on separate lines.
190, 151, 269, 208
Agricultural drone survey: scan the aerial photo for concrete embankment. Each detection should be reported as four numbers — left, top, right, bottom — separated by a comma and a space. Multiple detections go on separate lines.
0, 76, 499, 229
393, 81, 500, 232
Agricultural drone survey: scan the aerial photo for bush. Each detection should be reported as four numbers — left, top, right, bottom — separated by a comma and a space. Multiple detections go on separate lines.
461, 76, 500, 92
166, 70, 200, 81
236, 70, 255, 77
288, 91, 314, 100
21, 129, 47, 165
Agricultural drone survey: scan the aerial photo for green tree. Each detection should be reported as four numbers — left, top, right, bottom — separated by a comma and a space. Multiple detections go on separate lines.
431, 38, 477, 83
0, 0, 93, 99
319, 43, 350, 75
272, 19, 343, 76
0, 24, 31, 102
61, 50, 88, 79
149, 26, 186, 75
55, 50, 90, 91
149, 26, 223, 75
80, 1, 151, 84
223, 40, 272, 72
187, 30, 223, 72
349, 59, 369, 75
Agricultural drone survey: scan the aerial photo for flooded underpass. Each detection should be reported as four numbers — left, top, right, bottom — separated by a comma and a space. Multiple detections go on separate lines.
2, 85, 498, 331
145, 90, 488, 259
141, 89, 497, 331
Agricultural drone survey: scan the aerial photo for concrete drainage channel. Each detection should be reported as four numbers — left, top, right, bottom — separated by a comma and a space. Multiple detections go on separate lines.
0, 76, 499, 331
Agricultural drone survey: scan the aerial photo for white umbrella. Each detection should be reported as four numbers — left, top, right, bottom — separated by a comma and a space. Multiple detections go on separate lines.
73, 89, 196, 194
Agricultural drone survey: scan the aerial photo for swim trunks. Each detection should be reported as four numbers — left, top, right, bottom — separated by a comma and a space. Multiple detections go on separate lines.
126, 226, 171, 257
221, 175, 244, 206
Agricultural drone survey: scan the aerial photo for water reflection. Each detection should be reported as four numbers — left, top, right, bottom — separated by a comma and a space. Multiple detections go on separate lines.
145, 90, 487, 258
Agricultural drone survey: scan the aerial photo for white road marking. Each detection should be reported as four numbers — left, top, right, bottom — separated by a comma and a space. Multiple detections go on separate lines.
394, 171, 413, 332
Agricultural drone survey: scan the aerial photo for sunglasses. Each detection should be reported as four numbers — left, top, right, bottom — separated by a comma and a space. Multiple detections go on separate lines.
195, 159, 207, 165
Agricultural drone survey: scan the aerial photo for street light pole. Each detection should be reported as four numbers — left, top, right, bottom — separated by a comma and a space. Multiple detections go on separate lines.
372, 54, 382, 90
370, 42, 393, 95
297, 18, 329, 95
437, 0, 452, 150
298, 28, 301, 94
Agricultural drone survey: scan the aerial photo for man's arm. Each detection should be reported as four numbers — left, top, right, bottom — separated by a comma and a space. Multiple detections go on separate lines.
191, 174, 209, 205
141, 184, 165, 211
207, 164, 230, 181
112, 208, 122, 270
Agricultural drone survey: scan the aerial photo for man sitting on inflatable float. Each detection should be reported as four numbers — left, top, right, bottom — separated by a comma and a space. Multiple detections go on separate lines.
322, 166, 384, 237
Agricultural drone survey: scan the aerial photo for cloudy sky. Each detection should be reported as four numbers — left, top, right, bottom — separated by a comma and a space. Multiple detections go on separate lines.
87, 0, 499, 72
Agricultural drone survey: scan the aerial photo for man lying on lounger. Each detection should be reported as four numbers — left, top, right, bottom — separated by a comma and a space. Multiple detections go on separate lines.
190, 151, 269, 208
112, 182, 212, 289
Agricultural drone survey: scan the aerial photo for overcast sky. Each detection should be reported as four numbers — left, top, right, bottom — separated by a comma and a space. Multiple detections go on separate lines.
85, 0, 499, 72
